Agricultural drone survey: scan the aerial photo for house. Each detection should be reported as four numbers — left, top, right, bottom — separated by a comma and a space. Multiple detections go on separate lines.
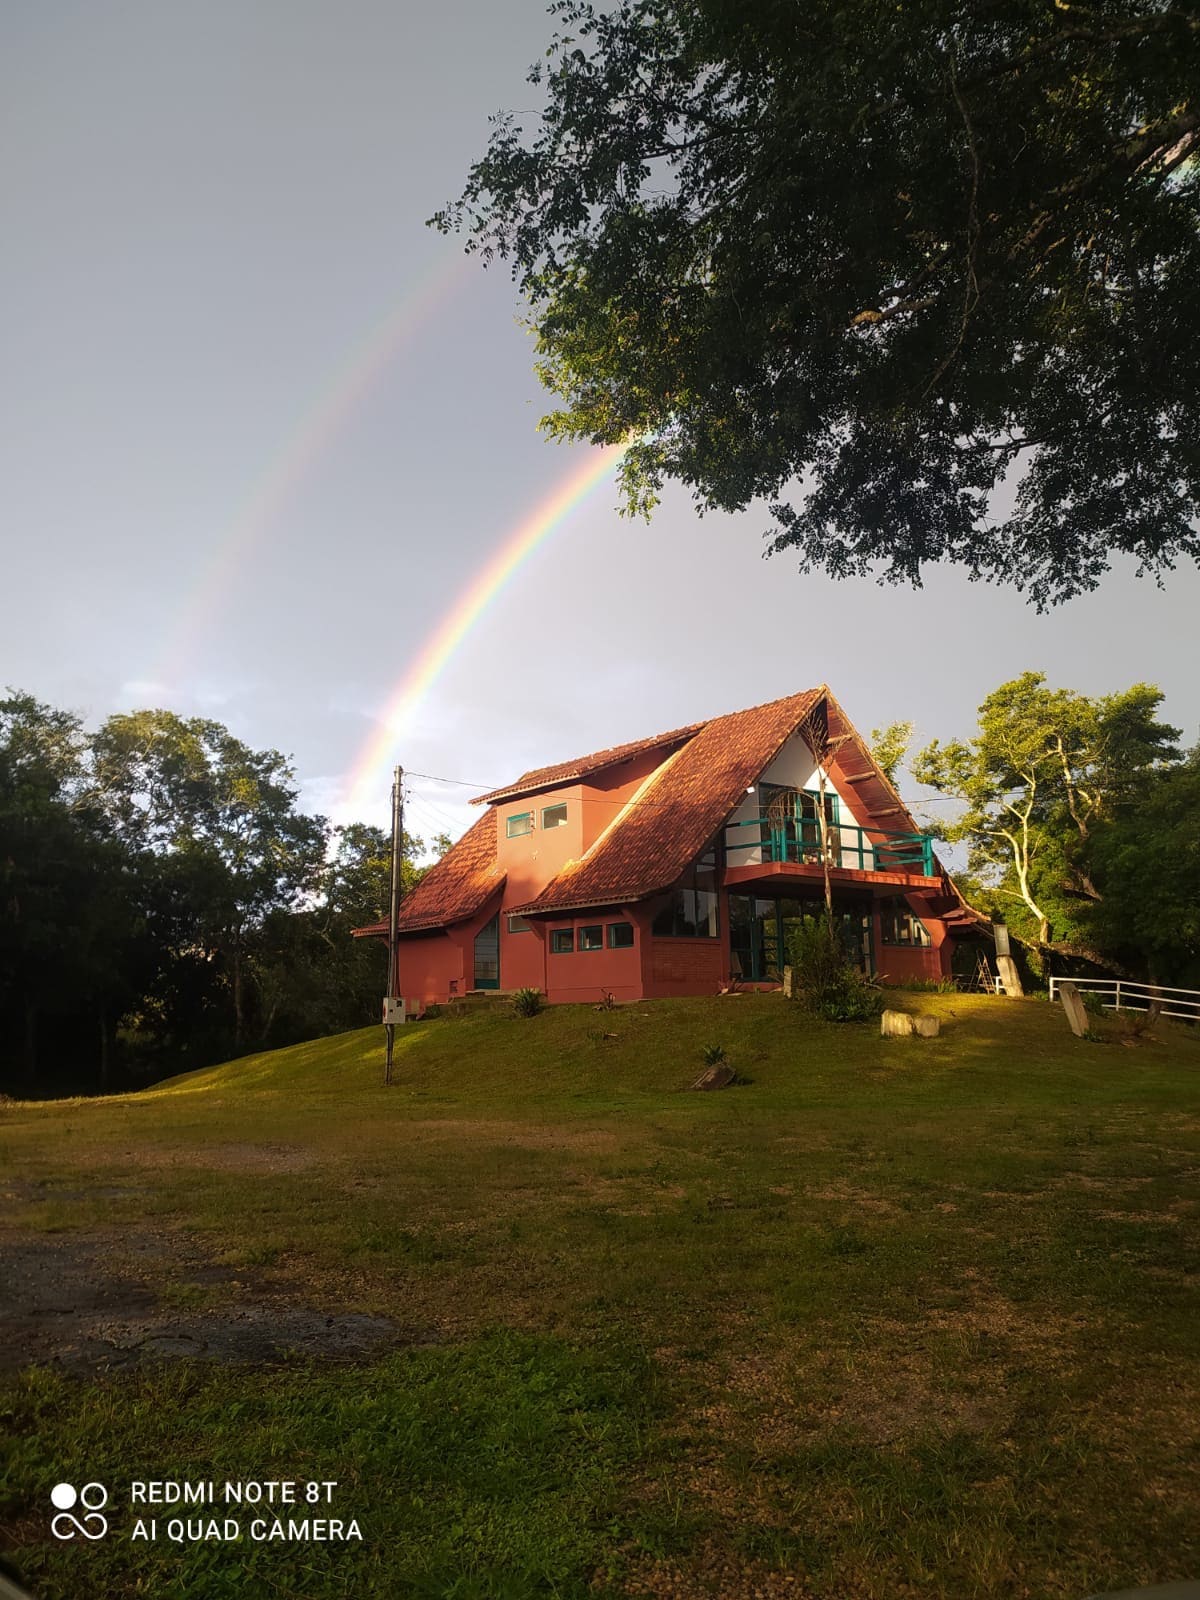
353, 687, 988, 1008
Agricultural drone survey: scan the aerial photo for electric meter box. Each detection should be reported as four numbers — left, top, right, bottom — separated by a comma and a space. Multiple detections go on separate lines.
382, 997, 407, 1025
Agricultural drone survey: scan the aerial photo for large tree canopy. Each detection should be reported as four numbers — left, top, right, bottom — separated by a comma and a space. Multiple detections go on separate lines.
912, 671, 1182, 961
435, 0, 1200, 605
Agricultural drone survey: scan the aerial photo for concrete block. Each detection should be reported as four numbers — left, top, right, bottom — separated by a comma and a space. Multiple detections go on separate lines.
911, 1015, 940, 1038
881, 1010, 916, 1038
1057, 979, 1089, 1037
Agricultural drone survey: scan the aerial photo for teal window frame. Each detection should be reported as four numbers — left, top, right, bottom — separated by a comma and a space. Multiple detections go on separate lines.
607, 922, 634, 949
579, 925, 603, 951
507, 914, 531, 933
550, 928, 574, 954
541, 803, 568, 829
506, 812, 532, 838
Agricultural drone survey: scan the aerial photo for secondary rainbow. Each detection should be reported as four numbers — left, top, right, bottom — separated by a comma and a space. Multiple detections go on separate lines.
341, 440, 629, 820
153, 251, 475, 688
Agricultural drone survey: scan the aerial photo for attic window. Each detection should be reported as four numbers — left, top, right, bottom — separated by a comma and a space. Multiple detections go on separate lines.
541, 803, 568, 829
506, 812, 532, 838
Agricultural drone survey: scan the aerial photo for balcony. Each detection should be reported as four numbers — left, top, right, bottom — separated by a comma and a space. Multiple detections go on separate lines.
725, 813, 935, 882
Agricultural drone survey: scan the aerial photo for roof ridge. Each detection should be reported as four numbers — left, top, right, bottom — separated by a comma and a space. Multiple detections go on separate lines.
471, 688, 825, 807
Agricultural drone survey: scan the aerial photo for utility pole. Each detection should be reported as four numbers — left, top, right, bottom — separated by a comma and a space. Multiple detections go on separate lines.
384, 763, 403, 1086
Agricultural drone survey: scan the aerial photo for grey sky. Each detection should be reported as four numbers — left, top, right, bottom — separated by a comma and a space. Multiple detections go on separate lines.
3, 1, 1196, 854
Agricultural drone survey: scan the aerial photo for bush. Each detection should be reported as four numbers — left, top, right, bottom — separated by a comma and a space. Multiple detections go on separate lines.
786, 919, 883, 1024
421, 1003, 442, 1020
701, 1042, 728, 1067
511, 987, 543, 1018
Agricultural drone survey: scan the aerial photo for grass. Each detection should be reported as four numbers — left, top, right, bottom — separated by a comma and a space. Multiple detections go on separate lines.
2, 991, 1199, 1598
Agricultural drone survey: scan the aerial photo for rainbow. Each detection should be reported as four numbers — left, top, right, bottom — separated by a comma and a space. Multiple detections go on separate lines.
153, 250, 475, 688
340, 440, 629, 820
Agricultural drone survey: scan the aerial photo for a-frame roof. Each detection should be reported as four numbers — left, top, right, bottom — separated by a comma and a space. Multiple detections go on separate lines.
472, 722, 704, 806
509, 689, 825, 915
355, 686, 933, 935
353, 808, 503, 937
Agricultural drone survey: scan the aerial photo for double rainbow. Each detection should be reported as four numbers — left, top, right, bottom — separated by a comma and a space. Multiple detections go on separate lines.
340, 440, 629, 820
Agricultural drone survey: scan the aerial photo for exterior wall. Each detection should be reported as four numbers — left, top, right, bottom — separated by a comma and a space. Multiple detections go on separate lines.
396, 894, 505, 1007
872, 896, 952, 983
395, 929, 463, 1008
724, 732, 867, 865
643, 934, 724, 997
541, 906, 644, 1003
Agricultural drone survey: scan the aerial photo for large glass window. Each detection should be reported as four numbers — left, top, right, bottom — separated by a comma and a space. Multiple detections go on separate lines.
507, 914, 531, 933
880, 897, 931, 947
579, 925, 603, 951
607, 922, 634, 949
651, 845, 720, 937
506, 812, 532, 838
541, 803, 568, 829
550, 928, 574, 954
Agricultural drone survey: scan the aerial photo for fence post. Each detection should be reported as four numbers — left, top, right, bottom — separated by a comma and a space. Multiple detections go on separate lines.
1115, 979, 1121, 1012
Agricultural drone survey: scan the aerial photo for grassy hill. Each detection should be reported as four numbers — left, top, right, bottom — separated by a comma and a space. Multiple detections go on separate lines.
2, 992, 1199, 1599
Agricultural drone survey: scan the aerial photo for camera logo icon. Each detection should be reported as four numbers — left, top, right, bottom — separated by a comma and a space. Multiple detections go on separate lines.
50, 1482, 109, 1540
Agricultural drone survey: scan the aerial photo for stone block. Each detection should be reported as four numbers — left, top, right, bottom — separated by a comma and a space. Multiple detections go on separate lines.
911, 1015, 940, 1037
881, 1010, 916, 1038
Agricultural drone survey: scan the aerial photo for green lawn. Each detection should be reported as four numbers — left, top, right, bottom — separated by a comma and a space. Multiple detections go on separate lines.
2, 992, 1199, 1599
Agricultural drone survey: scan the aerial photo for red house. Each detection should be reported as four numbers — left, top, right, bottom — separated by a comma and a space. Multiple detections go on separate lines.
354, 687, 986, 1008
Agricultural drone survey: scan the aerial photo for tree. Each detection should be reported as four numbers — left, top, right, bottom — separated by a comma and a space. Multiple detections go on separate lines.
435, 1, 1200, 606
869, 721, 915, 784
91, 711, 328, 1051
0, 693, 149, 1089
912, 672, 1180, 951
1086, 751, 1200, 984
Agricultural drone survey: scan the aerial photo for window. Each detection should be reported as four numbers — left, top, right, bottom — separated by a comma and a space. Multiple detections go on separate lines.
541, 803, 568, 829
506, 812, 532, 837
607, 922, 634, 949
579, 925, 603, 951
550, 928, 574, 954
507, 915, 531, 933
651, 845, 720, 938
879, 896, 931, 947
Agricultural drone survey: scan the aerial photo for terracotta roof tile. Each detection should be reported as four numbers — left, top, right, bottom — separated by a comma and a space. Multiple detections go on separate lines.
352, 809, 503, 936
472, 722, 704, 805
510, 689, 824, 916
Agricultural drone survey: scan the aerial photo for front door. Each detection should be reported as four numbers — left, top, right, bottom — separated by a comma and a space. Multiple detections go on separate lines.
473, 914, 500, 990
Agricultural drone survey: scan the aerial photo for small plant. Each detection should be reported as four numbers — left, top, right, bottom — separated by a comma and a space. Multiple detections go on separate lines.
511, 987, 543, 1018
786, 920, 883, 1023
421, 1002, 442, 1020
701, 1043, 728, 1067
594, 990, 617, 1011
1081, 989, 1108, 1018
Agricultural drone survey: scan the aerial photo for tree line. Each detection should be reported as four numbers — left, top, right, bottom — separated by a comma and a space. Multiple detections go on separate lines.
3, 674, 1195, 1097
0, 693, 445, 1097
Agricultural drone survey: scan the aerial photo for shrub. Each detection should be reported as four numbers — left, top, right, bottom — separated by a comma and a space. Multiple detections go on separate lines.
701, 1042, 728, 1067
421, 1003, 442, 1020
786, 919, 884, 1024
511, 987, 543, 1018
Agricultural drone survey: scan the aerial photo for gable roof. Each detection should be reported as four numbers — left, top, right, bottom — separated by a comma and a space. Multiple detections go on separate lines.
356, 686, 936, 936
352, 808, 503, 937
510, 689, 826, 916
472, 723, 704, 806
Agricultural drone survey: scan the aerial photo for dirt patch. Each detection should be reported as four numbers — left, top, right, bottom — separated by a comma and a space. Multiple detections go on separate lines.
0, 1233, 427, 1375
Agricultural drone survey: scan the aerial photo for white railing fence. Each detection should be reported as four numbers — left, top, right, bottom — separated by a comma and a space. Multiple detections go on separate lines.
1048, 975, 1200, 1024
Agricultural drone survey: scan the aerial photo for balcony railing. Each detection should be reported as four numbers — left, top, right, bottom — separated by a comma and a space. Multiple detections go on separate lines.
726, 814, 935, 877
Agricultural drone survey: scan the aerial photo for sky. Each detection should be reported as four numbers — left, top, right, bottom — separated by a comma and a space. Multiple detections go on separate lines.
3, 0, 1196, 857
